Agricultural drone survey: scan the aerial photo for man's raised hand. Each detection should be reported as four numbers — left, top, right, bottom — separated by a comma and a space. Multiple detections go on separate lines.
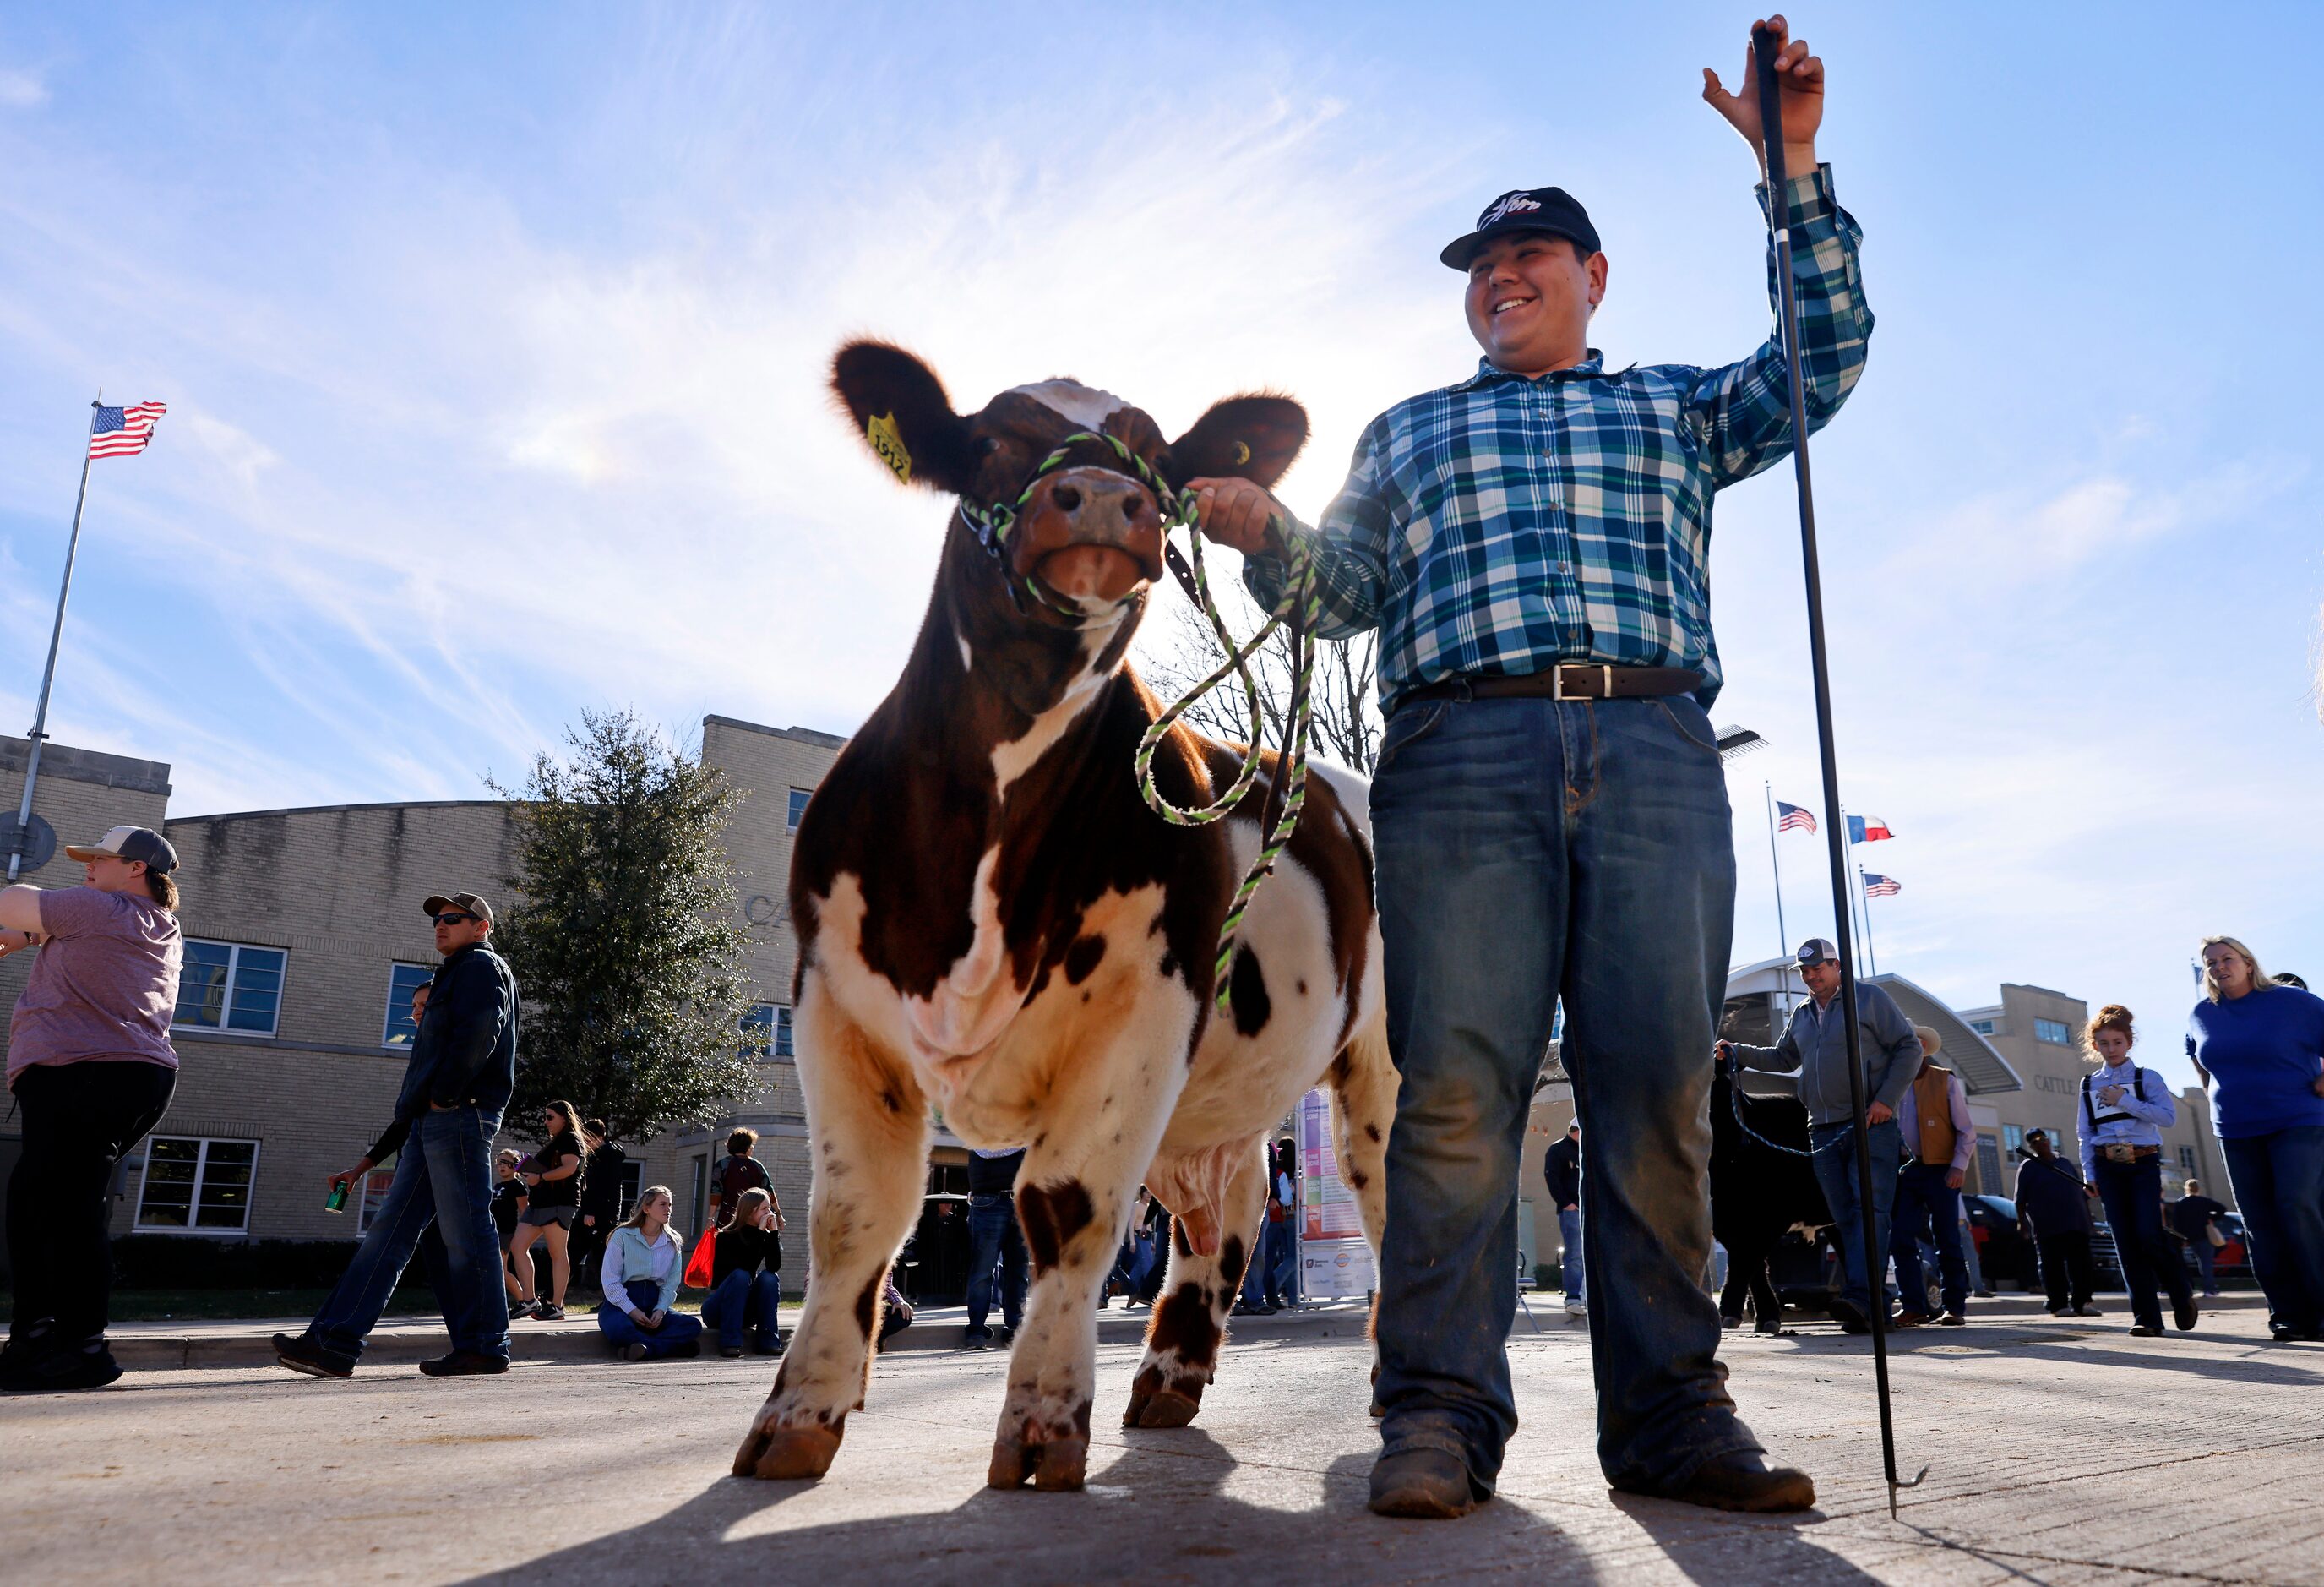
1701, 14, 1823, 170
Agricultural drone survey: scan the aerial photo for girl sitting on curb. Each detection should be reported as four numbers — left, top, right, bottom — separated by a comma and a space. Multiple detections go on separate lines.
596, 1186, 703, 1361
702, 1187, 785, 1358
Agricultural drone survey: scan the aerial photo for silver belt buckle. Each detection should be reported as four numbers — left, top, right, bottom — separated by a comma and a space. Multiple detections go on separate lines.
1554, 663, 1615, 701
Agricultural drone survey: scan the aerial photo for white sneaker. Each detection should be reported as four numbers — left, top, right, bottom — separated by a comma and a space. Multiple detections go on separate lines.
1565, 1301, 1587, 1318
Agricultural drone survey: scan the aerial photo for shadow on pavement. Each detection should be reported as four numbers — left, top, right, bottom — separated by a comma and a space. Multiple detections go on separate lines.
460, 1427, 1601, 1586
1772, 1325, 2324, 1391
1608, 1492, 1887, 1584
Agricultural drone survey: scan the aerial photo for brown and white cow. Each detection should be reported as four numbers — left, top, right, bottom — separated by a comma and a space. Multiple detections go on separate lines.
732, 341, 1393, 1492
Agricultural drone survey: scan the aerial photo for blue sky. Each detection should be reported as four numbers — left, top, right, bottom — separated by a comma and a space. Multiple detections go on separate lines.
3, 4, 2319, 1088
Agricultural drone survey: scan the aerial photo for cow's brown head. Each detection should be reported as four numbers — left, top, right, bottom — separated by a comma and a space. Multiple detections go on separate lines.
832, 341, 1308, 617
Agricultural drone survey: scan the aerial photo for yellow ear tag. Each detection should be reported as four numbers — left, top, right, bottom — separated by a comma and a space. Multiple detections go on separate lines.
1231, 440, 1252, 466
867, 412, 912, 483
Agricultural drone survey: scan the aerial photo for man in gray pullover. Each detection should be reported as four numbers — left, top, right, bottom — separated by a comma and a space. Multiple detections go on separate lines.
1717, 939, 1919, 1333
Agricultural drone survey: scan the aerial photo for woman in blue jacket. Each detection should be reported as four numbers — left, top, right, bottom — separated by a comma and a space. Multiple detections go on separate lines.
596, 1186, 703, 1361
2188, 936, 2324, 1342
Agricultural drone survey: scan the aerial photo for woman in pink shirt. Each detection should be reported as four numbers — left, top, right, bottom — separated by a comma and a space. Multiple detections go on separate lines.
0, 825, 185, 1392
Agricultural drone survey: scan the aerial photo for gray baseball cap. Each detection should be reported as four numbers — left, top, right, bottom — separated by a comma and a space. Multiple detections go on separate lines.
1794, 938, 1840, 968
65, 824, 178, 873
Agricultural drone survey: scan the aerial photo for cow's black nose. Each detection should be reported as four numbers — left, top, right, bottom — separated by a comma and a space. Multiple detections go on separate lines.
1053, 483, 1082, 512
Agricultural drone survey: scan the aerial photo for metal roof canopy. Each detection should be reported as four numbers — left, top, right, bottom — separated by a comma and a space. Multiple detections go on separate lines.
1723, 957, 2023, 1099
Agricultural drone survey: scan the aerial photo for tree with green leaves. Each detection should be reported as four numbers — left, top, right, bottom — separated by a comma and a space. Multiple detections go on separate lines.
492, 710, 756, 1143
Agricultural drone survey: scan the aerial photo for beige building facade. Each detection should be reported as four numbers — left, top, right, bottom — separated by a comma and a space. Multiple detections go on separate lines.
0, 717, 872, 1280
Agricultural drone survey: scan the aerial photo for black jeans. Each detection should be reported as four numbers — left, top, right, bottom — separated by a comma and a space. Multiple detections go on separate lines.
2093, 1154, 2191, 1330
8, 1061, 178, 1344
2037, 1230, 2095, 1311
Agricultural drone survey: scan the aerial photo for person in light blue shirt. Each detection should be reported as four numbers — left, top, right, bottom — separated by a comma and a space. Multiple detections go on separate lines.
2076, 1006, 2196, 1338
2188, 935, 2324, 1342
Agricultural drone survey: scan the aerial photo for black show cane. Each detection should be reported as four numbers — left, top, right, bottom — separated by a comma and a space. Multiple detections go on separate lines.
1750, 22, 1926, 1518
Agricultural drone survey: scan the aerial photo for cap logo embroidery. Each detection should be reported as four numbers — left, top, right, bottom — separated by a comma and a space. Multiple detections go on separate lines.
1479, 193, 1543, 226
867, 412, 912, 483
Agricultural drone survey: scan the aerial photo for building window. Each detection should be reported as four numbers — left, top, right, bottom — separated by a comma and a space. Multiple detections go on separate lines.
354, 1166, 399, 1234
136, 1137, 260, 1231
617, 1159, 642, 1220
2178, 1146, 2198, 1175
176, 941, 288, 1036
1968, 1018, 1996, 1036
1974, 1137, 2002, 1197
2033, 1017, 2073, 1045
2002, 1124, 2024, 1155
787, 788, 812, 833
741, 1002, 793, 1060
381, 963, 433, 1048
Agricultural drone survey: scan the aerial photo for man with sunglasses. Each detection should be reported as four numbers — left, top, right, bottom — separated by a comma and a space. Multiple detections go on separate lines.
276, 891, 520, 1378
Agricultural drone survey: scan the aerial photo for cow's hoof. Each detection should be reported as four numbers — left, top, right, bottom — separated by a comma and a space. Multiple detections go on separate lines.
732, 1421, 842, 1481
988, 1434, 1088, 1491
1131, 1386, 1203, 1428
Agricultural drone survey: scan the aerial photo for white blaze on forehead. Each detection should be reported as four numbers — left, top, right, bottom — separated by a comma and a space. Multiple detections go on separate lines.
1011, 380, 1128, 432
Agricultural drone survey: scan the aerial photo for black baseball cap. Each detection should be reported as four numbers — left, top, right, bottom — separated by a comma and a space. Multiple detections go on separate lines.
1794, 937, 1839, 969
1440, 187, 1602, 270
65, 824, 178, 873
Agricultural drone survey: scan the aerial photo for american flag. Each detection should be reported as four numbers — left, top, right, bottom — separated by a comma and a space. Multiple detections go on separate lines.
1775, 799, 1817, 834
89, 401, 166, 460
1862, 872, 1902, 898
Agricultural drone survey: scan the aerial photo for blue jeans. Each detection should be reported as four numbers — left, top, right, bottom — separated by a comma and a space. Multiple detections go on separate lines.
2221, 1126, 2324, 1334
2093, 1154, 2194, 1331
1369, 694, 1752, 1493
310, 1105, 510, 1361
1809, 1120, 1900, 1316
964, 1192, 1026, 1334
1558, 1206, 1586, 1306
1266, 1219, 1298, 1305
701, 1268, 782, 1350
2190, 1235, 2218, 1294
596, 1278, 704, 1357
1891, 1161, 1969, 1315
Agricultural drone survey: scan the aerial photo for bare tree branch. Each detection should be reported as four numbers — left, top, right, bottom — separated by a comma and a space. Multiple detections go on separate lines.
1138, 588, 1382, 775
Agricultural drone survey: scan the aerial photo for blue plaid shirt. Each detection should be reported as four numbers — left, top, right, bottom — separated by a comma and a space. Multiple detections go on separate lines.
1246, 166, 1870, 712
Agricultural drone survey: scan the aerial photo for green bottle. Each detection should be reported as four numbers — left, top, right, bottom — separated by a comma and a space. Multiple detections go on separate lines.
324, 1179, 350, 1213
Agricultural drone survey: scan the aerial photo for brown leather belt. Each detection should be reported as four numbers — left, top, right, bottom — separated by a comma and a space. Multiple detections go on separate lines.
1399, 664, 1705, 709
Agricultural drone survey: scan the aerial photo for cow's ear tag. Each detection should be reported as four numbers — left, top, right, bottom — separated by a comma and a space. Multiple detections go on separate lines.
868, 412, 912, 483
1231, 440, 1252, 466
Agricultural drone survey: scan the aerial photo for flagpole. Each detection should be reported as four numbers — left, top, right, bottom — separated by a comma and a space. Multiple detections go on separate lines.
1838, 805, 1866, 979
1763, 783, 1788, 963
1859, 867, 1880, 976
7, 401, 99, 882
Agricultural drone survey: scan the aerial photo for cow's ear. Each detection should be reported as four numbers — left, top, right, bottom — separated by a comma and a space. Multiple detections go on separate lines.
1167, 395, 1309, 489
830, 340, 976, 494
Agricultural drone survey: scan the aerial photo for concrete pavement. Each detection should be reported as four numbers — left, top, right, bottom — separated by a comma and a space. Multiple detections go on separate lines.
6, 1294, 2319, 1584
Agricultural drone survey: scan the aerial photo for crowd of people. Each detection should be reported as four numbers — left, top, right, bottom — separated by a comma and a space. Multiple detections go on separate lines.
1694, 934, 2324, 1346
0, 826, 2317, 1457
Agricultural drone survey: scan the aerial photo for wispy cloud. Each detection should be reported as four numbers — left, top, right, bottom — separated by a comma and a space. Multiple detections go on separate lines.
0, 67, 44, 110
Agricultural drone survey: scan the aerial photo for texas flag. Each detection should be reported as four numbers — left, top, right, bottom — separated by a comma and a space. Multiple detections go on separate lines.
1847, 815, 1894, 844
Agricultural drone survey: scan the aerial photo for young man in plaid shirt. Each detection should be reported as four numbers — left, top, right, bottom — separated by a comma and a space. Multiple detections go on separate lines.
1192, 14, 1869, 1516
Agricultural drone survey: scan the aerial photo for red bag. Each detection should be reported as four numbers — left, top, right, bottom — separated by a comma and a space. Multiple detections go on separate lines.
682, 1225, 716, 1289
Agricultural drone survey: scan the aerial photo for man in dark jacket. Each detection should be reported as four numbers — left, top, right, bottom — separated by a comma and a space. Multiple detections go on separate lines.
2013, 1130, 2101, 1317
277, 891, 520, 1378
1543, 1124, 1585, 1318
1719, 939, 1920, 1334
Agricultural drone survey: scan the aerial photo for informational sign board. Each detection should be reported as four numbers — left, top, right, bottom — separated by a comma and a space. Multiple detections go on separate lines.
1296, 1088, 1376, 1297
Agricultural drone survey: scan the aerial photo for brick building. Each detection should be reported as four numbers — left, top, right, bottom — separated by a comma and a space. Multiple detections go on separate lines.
0, 716, 885, 1284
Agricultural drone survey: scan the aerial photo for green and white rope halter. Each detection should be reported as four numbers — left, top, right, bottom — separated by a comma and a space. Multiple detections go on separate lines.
954, 428, 1323, 1025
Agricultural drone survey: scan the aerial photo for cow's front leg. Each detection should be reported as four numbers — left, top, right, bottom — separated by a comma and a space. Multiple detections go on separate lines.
1125, 1136, 1268, 1429
988, 1011, 1189, 1492
734, 993, 928, 1481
